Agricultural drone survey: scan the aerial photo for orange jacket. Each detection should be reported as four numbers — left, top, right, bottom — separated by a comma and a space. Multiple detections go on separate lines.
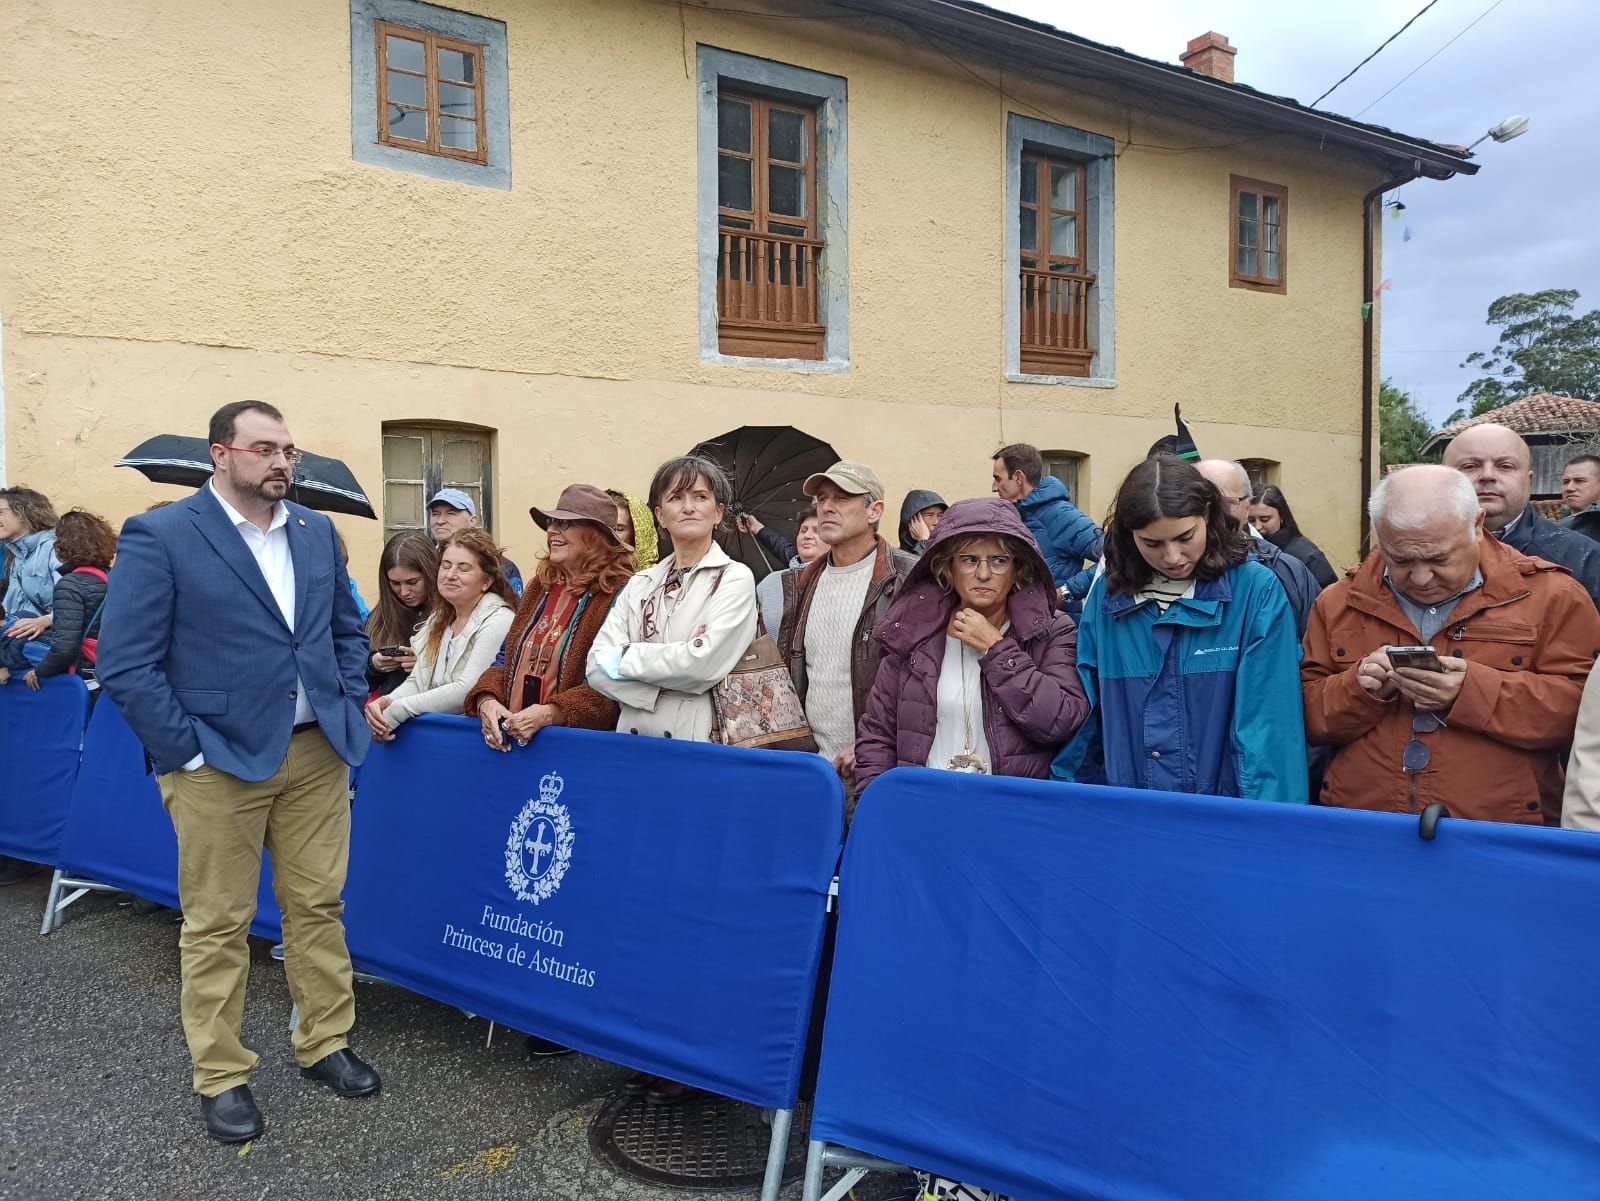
1301, 535, 1600, 824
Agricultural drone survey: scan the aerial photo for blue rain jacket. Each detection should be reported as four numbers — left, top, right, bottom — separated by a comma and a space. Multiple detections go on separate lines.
1015, 475, 1103, 614
1052, 559, 1308, 803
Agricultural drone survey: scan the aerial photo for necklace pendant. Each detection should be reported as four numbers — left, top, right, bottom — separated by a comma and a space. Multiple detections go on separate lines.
948, 752, 989, 775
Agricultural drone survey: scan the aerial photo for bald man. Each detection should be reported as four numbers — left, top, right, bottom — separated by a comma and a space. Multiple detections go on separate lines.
1302, 465, 1600, 823
1196, 459, 1319, 637
1442, 423, 1600, 611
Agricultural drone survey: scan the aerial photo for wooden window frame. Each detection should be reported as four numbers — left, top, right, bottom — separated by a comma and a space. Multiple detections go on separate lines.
1230, 175, 1288, 295
1043, 451, 1087, 506
376, 20, 488, 166
715, 89, 825, 360
381, 423, 496, 546
1019, 151, 1095, 377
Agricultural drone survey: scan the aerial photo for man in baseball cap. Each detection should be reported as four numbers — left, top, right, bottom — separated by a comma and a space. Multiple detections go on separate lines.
778, 460, 915, 804
426, 488, 523, 596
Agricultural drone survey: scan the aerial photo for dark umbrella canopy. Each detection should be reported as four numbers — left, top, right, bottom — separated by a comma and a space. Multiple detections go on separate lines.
688, 426, 839, 577
117, 434, 377, 519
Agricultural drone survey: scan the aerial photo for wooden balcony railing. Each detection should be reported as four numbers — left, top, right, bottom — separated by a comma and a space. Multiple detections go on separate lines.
717, 228, 826, 360
1020, 267, 1095, 377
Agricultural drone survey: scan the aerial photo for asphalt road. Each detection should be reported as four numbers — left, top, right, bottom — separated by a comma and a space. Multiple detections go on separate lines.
0, 872, 913, 1201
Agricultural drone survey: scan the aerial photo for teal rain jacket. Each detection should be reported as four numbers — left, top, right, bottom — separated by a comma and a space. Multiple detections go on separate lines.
1052, 559, 1308, 803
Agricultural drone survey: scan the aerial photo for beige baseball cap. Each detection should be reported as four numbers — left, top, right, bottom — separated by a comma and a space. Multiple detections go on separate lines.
802, 460, 885, 503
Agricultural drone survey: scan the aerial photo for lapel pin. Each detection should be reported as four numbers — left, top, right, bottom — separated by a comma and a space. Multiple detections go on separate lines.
297, 519, 305, 526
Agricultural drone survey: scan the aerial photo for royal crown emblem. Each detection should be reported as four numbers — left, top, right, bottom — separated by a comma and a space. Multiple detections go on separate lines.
505, 771, 574, 905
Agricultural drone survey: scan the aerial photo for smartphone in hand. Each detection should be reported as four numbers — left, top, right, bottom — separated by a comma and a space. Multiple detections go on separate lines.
1386, 645, 1443, 673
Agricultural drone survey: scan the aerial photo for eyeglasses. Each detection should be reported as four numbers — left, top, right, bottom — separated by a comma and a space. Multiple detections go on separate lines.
548, 518, 576, 531
1402, 709, 1446, 774
219, 443, 304, 466
954, 554, 1015, 573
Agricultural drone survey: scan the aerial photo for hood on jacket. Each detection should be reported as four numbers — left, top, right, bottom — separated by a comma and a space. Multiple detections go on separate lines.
623, 494, 659, 569
897, 489, 948, 552
1017, 473, 1073, 513
879, 498, 1056, 653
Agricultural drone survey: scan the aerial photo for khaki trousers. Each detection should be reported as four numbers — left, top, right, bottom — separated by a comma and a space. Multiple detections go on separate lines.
158, 728, 355, 1096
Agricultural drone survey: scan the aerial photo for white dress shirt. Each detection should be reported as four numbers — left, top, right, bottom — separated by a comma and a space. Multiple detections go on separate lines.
184, 483, 312, 770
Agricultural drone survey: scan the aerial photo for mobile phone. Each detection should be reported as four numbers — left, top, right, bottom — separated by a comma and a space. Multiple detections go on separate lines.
377, 645, 411, 657
1386, 645, 1443, 672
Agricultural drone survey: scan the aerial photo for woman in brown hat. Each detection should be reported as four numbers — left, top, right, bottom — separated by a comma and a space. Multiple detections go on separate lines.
466, 484, 633, 751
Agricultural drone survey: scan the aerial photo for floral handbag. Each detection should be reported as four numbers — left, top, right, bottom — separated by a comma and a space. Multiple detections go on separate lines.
707, 572, 816, 752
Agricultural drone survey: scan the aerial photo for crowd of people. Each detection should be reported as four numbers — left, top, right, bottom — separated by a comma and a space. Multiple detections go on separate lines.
12, 399, 1600, 1154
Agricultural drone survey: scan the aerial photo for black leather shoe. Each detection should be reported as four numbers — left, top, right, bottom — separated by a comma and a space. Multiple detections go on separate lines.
300, 1048, 381, 1097
200, 1084, 264, 1143
0, 856, 39, 886
525, 1034, 574, 1059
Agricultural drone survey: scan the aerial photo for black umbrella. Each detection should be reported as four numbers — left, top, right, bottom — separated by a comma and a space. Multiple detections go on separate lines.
689, 425, 839, 577
117, 434, 377, 519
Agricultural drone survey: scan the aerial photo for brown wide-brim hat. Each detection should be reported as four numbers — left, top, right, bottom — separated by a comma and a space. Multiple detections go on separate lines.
531, 484, 631, 550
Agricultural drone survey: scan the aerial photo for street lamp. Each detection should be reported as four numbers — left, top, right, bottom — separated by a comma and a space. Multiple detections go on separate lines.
1464, 114, 1530, 154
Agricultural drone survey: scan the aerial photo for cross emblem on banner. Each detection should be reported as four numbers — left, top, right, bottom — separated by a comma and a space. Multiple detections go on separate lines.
525, 821, 554, 876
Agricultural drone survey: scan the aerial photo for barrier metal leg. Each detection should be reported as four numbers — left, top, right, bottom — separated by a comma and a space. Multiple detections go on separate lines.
38, 870, 123, 935
804, 1141, 911, 1201
759, 1107, 794, 1201
802, 1139, 826, 1201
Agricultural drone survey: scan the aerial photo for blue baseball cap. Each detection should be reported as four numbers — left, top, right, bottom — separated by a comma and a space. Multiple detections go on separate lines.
427, 488, 477, 515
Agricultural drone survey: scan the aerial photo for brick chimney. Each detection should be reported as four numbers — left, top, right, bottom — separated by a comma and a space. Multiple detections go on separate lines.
1181, 32, 1236, 83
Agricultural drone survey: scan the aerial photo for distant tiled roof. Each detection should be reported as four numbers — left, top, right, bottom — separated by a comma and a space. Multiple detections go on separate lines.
1439, 394, 1600, 437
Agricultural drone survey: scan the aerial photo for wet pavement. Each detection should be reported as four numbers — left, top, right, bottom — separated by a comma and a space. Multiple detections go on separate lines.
0, 872, 914, 1201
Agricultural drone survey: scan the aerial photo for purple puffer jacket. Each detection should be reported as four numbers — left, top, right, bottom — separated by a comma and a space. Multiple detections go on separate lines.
854, 498, 1090, 791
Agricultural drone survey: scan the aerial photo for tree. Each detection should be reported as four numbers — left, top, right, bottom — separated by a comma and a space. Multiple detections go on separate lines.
1455, 288, 1600, 418
1380, 379, 1431, 469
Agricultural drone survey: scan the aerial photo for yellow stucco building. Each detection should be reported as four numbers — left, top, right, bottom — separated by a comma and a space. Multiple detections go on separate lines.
1, 0, 1472, 590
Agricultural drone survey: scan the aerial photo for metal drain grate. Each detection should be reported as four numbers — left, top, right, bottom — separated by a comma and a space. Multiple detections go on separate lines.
589, 1090, 810, 1190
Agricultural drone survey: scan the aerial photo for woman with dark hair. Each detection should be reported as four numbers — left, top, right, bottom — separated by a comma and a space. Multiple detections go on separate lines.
0, 486, 61, 678
468, 485, 631, 748
587, 454, 757, 745
1250, 484, 1338, 589
22, 510, 117, 690
364, 528, 515, 739
855, 498, 1088, 791
1053, 456, 1307, 803
365, 532, 441, 698
586, 454, 756, 1106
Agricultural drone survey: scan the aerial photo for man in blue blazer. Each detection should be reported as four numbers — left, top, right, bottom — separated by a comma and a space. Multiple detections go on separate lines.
98, 401, 376, 1143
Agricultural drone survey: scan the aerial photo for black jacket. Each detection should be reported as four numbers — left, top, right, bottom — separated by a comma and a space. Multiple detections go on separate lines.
755, 525, 798, 570
1499, 508, 1600, 612
1249, 537, 1319, 639
36, 567, 108, 680
1269, 530, 1338, 590
897, 489, 948, 554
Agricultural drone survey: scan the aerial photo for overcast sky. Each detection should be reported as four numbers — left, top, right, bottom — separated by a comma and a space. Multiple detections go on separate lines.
991, 0, 1598, 426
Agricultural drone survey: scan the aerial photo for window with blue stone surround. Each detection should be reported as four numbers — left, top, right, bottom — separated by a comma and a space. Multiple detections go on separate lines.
351, 0, 510, 189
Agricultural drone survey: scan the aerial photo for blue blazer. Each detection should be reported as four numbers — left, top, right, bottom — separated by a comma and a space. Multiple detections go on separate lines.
97, 487, 372, 780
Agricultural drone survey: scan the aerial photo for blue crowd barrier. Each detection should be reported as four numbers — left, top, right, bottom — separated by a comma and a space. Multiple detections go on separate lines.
343, 715, 845, 1111
807, 767, 1600, 1201
0, 676, 88, 864
53, 697, 282, 941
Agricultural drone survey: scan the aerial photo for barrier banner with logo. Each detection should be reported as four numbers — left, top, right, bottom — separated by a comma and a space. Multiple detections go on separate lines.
0, 676, 87, 863
343, 715, 844, 1109
58, 697, 283, 941
811, 767, 1600, 1201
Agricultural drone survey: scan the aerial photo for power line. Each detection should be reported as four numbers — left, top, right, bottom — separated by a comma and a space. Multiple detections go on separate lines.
1311, 0, 1444, 107
1355, 0, 1510, 117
